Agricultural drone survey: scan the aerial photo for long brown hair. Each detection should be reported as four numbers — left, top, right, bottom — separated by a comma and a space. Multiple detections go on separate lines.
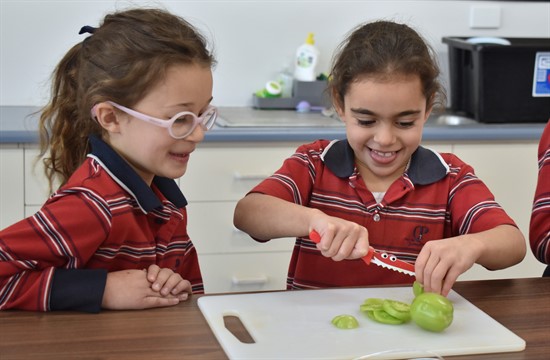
38, 8, 215, 191
328, 20, 445, 112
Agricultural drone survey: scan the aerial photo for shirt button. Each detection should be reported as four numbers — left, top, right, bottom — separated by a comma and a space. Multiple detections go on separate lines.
373, 213, 381, 222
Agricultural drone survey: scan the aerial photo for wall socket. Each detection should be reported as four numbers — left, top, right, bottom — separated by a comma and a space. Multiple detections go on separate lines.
470, 6, 501, 29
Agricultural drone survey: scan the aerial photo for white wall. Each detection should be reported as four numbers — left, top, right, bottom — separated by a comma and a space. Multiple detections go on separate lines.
1, 0, 549, 107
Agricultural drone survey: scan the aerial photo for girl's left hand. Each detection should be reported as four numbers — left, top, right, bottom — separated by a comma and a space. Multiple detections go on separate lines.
146, 265, 192, 300
414, 236, 482, 296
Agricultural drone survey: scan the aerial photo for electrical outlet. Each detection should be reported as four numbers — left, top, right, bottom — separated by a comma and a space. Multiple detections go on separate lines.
470, 6, 501, 29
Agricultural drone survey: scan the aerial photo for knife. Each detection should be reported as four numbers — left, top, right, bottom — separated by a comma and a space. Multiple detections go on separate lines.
309, 230, 415, 276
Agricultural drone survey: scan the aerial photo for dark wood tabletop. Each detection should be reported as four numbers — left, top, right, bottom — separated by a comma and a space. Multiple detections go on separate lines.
1, 277, 549, 359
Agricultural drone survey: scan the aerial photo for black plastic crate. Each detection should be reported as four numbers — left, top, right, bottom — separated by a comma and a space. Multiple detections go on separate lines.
443, 37, 550, 123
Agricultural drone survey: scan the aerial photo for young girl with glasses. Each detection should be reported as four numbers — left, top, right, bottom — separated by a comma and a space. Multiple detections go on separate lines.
0, 8, 216, 312
234, 20, 526, 296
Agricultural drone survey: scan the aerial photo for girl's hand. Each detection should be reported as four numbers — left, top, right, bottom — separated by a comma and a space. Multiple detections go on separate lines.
146, 265, 192, 299
101, 269, 187, 310
309, 216, 369, 261
415, 236, 482, 296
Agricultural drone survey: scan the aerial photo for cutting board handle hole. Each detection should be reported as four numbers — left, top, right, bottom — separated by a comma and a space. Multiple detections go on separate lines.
223, 315, 255, 344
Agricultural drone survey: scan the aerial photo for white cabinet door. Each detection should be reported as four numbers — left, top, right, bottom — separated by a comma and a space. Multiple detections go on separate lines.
198, 252, 292, 294
453, 142, 545, 279
180, 143, 298, 202
181, 143, 298, 293
187, 201, 295, 255
0, 146, 24, 229
24, 147, 51, 206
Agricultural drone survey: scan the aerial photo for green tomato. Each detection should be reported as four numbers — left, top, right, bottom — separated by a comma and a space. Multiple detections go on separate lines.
410, 292, 454, 332
413, 281, 424, 297
331, 314, 359, 329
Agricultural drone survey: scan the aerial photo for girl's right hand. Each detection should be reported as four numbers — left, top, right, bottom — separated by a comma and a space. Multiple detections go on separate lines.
309, 214, 369, 261
101, 269, 186, 310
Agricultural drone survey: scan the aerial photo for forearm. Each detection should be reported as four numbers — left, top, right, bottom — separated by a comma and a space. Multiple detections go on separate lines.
234, 193, 321, 240
472, 224, 526, 270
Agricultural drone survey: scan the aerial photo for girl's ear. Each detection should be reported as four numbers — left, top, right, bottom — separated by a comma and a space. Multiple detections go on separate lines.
93, 102, 121, 133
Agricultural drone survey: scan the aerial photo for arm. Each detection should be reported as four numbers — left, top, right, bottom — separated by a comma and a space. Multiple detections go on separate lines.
415, 224, 525, 296
530, 121, 550, 264
0, 193, 112, 312
234, 193, 369, 260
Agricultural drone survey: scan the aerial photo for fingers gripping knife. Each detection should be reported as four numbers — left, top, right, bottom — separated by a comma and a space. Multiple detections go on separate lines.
309, 231, 415, 276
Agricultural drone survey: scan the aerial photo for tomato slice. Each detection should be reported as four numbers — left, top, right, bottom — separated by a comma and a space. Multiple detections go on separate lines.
413, 281, 424, 297
372, 309, 405, 325
382, 299, 411, 322
331, 314, 359, 329
359, 298, 384, 312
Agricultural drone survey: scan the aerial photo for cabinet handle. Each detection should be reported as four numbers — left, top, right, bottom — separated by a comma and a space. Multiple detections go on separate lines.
231, 275, 268, 285
233, 172, 271, 181
232, 226, 244, 234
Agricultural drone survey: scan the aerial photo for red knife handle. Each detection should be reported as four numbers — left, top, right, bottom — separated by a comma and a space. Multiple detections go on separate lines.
309, 230, 375, 264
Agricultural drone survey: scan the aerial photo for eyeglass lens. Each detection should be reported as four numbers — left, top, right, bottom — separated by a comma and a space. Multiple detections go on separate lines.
171, 108, 217, 138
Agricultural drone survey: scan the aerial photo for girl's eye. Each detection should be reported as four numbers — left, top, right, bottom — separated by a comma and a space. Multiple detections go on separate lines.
173, 114, 194, 125
357, 119, 376, 126
397, 121, 415, 128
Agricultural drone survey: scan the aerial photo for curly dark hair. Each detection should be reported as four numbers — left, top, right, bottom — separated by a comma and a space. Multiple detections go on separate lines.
328, 20, 446, 112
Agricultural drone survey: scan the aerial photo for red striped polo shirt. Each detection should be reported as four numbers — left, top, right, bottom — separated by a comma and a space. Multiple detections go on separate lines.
0, 136, 203, 312
250, 139, 517, 289
530, 121, 550, 264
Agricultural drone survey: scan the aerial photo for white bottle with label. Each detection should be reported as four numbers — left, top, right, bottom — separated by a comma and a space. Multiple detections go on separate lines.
294, 32, 320, 82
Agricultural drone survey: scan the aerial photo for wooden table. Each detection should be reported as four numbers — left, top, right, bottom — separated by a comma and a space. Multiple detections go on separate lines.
1, 277, 549, 359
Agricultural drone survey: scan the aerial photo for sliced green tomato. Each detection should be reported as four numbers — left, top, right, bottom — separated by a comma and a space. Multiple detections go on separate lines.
359, 298, 384, 312
382, 299, 411, 322
413, 281, 424, 297
372, 309, 405, 325
331, 314, 359, 329
364, 310, 376, 321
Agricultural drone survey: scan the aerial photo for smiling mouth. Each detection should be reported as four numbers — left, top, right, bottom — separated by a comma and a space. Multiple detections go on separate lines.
169, 152, 190, 159
370, 149, 397, 157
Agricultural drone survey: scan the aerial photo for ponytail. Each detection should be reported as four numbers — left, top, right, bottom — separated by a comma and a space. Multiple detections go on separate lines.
39, 42, 102, 192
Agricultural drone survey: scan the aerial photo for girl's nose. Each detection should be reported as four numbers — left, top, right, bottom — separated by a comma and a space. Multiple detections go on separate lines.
373, 124, 395, 145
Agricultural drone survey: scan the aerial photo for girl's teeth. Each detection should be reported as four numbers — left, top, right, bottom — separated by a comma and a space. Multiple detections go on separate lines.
373, 150, 394, 157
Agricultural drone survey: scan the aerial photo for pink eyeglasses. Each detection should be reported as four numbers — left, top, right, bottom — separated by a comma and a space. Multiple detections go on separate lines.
96, 101, 218, 139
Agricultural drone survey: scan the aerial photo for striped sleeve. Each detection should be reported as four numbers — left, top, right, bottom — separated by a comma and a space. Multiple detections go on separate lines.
530, 121, 550, 264
0, 188, 112, 311
249, 141, 322, 205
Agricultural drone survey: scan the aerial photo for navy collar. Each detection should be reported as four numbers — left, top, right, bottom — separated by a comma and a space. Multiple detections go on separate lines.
87, 136, 187, 213
322, 139, 449, 185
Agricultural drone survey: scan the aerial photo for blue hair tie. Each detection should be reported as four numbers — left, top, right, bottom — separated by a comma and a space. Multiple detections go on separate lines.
78, 26, 97, 35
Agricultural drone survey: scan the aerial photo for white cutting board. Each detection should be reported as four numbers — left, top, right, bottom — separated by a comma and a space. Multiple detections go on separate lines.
198, 287, 525, 359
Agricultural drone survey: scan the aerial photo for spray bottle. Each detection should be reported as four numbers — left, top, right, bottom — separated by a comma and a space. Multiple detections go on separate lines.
294, 32, 320, 82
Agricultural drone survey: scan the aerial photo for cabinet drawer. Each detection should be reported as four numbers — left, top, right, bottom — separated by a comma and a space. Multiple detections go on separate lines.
1, 147, 25, 228
198, 252, 291, 294
187, 201, 295, 254
180, 144, 297, 202
24, 147, 51, 206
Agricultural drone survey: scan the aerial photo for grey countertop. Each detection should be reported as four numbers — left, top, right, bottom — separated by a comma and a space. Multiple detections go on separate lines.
0, 105, 546, 144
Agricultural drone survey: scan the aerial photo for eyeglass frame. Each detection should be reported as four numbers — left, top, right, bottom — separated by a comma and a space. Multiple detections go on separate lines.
92, 101, 218, 139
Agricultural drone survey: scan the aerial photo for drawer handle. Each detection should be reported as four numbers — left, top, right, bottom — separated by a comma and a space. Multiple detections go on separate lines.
233, 172, 271, 181
231, 275, 268, 285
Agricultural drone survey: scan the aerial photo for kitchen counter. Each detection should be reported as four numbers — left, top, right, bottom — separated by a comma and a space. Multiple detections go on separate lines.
0, 105, 546, 144
1, 278, 548, 359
